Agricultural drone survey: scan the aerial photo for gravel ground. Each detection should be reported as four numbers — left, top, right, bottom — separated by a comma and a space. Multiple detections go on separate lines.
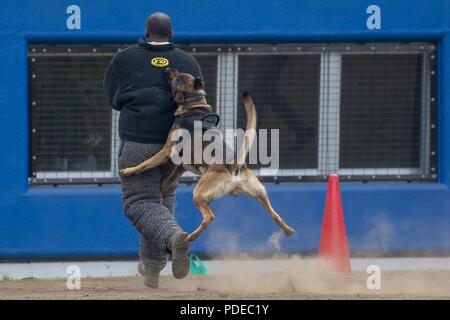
1, 270, 450, 300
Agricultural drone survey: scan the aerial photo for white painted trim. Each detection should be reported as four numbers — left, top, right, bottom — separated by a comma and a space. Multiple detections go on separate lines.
111, 109, 120, 176
258, 168, 319, 176
217, 52, 238, 148
1, 258, 450, 280
338, 168, 421, 176
318, 53, 328, 175
318, 52, 342, 175
326, 53, 342, 174
36, 171, 116, 179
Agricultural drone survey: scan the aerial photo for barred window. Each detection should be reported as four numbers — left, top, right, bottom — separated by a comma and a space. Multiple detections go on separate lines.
340, 54, 422, 169
195, 55, 218, 110
28, 43, 436, 184
237, 55, 320, 170
30, 48, 113, 182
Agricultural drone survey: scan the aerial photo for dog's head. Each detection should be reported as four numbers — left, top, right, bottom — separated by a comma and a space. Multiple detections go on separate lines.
166, 68, 206, 105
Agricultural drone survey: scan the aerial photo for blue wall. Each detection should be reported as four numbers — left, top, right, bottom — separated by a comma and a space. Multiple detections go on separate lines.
0, 0, 450, 259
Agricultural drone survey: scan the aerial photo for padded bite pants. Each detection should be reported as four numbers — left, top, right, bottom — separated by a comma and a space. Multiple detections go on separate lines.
118, 140, 182, 271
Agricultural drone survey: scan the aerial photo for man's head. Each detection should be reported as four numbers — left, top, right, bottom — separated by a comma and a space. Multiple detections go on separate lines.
145, 12, 173, 42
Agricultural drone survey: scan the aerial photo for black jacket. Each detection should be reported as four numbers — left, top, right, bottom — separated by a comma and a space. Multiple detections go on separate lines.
103, 39, 203, 143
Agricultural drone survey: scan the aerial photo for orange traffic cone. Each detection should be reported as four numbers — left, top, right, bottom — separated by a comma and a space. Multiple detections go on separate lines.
319, 174, 351, 275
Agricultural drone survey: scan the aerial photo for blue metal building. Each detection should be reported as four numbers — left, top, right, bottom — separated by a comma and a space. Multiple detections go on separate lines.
0, 0, 449, 259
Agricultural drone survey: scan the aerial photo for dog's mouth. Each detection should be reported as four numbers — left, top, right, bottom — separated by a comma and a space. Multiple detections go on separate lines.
172, 88, 206, 105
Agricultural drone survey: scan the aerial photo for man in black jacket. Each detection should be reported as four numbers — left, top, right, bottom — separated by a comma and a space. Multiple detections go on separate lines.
104, 12, 202, 288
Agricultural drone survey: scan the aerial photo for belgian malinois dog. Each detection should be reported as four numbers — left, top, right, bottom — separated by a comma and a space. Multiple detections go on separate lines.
120, 68, 296, 242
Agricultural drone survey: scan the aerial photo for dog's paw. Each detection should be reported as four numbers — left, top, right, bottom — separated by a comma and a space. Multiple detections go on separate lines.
283, 226, 296, 236
120, 167, 136, 176
184, 233, 196, 243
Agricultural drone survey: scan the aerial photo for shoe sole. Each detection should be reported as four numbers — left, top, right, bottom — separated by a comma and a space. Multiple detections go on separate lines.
137, 262, 145, 276
172, 232, 190, 279
137, 261, 159, 288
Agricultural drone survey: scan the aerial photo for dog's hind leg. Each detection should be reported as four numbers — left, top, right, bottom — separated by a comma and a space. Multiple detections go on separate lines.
185, 172, 230, 242
240, 168, 295, 236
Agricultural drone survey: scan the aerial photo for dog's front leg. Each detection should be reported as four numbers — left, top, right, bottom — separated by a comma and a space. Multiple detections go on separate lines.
120, 148, 170, 176
185, 172, 229, 242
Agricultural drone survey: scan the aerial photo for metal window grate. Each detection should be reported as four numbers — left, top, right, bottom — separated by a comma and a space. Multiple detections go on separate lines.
28, 43, 436, 185
237, 54, 321, 172
29, 47, 115, 183
340, 54, 423, 169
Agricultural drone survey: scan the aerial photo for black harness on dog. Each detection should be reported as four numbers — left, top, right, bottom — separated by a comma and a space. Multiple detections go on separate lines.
174, 106, 220, 132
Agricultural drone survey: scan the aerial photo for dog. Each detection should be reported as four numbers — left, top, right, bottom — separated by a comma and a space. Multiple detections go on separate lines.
120, 68, 295, 242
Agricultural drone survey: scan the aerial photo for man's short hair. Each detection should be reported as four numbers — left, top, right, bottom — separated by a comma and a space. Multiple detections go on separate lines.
145, 12, 173, 38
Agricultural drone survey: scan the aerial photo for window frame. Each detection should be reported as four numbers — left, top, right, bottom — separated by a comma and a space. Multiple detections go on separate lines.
336, 48, 435, 181
28, 43, 437, 185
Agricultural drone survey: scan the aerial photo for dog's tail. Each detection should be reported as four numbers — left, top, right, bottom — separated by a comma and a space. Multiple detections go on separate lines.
236, 91, 257, 165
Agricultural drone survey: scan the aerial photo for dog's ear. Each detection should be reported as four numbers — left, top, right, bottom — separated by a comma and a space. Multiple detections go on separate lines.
193, 77, 204, 89
166, 68, 180, 80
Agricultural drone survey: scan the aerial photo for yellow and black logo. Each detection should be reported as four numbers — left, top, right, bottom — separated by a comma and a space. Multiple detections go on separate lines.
151, 57, 169, 67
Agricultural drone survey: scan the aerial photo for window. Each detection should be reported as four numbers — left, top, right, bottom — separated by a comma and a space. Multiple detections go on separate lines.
195, 55, 218, 110
237, 54, 320, 170
340, 54, 422, 170
29, 43, 436, 184
29, 46, 115, 183
29, 45, 219, 184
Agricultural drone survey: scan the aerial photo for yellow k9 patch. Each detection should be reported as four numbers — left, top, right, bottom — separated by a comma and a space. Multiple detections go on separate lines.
151, 57, 169, 67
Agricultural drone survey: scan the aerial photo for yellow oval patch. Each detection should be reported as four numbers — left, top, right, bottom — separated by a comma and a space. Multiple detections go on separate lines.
151, 57, 169, 67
